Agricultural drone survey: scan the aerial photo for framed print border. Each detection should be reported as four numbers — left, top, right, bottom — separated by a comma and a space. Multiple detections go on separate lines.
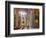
5, 1, 45, 37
